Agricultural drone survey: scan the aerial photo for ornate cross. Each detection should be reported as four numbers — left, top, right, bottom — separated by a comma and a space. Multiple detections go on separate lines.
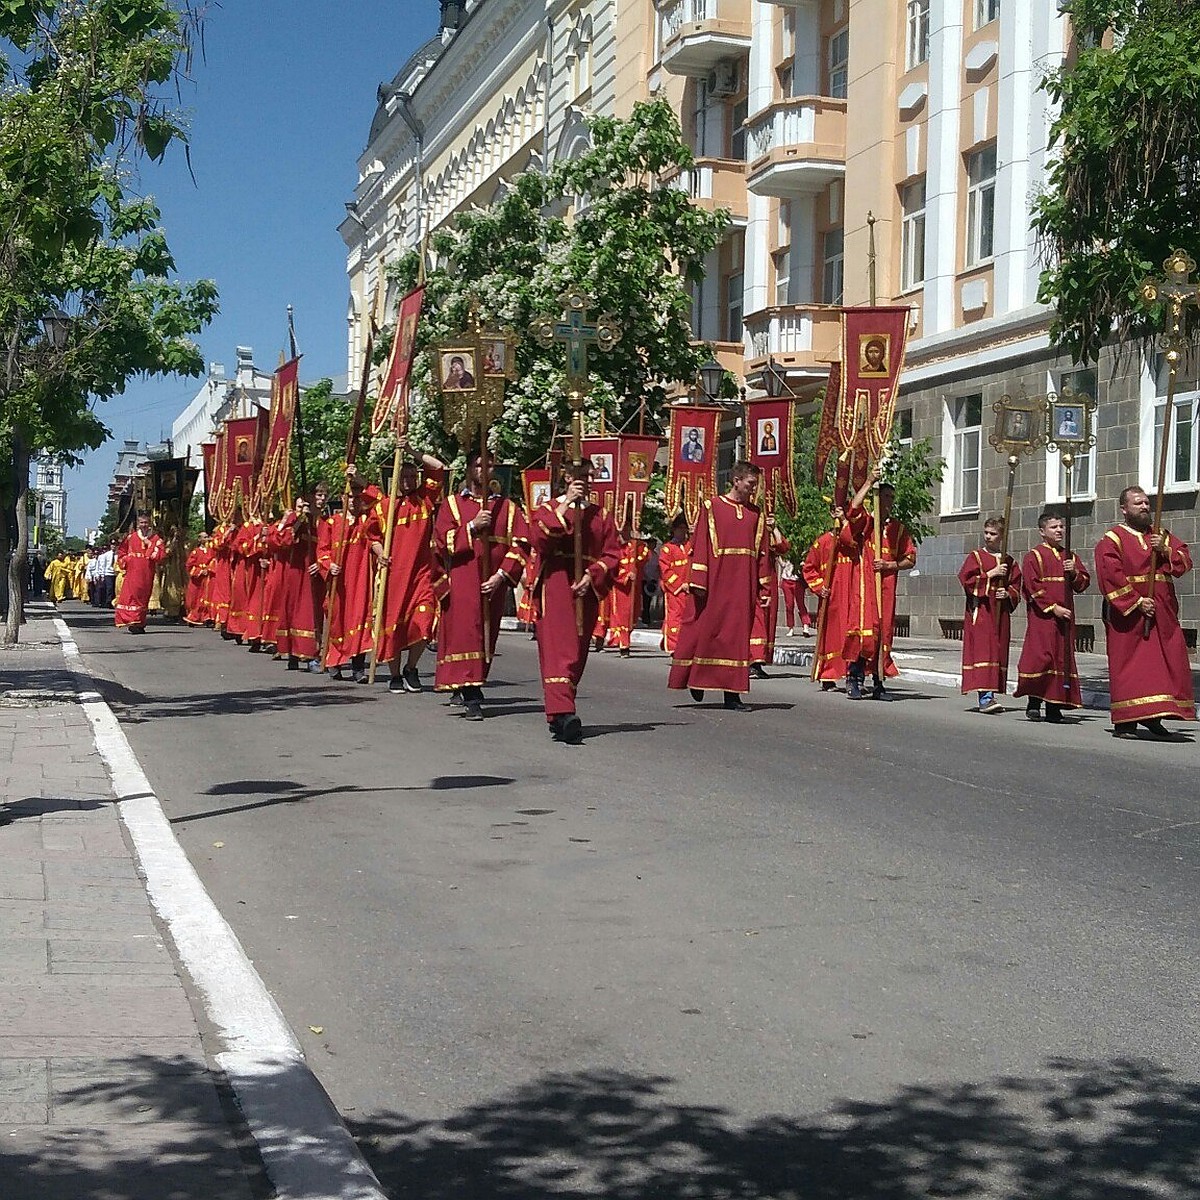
531, 286, 622, 400
1140, 249, 1200, 351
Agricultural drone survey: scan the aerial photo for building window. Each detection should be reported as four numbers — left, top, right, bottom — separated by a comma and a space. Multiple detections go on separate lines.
966, 144, 997, 266
900, 178, 926, 291
774, 202, 792, 306
691, 79, 712, 158
1153, 391, 1199, 489
948, 393, 983, 512
822, 228, 844, 305
726, 271, 744, 342
895, 408, 914, 450
728, 95, 748, 161
975, 0, 1000, 28
906, 0, 930, 70
828, 27, 849, 99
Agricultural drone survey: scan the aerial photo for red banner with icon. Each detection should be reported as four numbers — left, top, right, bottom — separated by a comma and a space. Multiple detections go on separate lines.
745, 397, 796, 516
614, 434, 662, 531
581, 435, 619, 514
257, 356, 301, 509
216, 410, 269, 522
836, 306, 910, 463
372, 285, 426, 438
664, 404, 722, 527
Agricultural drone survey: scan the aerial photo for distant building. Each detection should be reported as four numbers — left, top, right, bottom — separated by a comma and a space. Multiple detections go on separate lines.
32, 456, 67, 546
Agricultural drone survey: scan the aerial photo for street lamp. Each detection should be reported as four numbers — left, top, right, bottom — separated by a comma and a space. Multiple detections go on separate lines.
761, 356, 789, 399
40, 309, 70, 351
698, 356, 725, 402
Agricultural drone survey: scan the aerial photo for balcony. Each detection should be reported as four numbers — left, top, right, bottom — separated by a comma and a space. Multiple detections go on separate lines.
745, 97, 847, 198
658, 0, 751, 78
662, 158, 748, 222
743, 305, 841, 379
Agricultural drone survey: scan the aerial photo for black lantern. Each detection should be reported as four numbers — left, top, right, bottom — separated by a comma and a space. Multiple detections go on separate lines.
698, 357, 724, 401
761, 357, 788, 398
40, 310, 70, 351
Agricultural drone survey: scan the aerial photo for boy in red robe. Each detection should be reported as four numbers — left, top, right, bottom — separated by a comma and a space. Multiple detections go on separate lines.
114, 514, 167, 632
750, 518, 790, 679
319, 479, 377, 681
658, 514, 692, 654
432, 453, 530, 720
802, 520, 843, 691
267, 496, 323, 671
668, 462, 770, 711
367, 454, 445, 692
605, 523, 651, 657
210, 518, 237, 635
1014, 511, 1090, 721
1095, 486, 1195, 738
529, 461, 621, 744
958, 516, 1021, 713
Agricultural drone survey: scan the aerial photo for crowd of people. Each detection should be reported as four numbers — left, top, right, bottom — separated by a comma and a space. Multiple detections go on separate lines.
77, 456, 1194, 746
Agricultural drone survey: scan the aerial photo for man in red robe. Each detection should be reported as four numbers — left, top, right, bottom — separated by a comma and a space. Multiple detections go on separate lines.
844, 471, 917, 701
1015, 511, 1091, 721
1095, 486, 1195, 738
319, 476, 377, 681
183, 539, 213, 626
266, 495, 323, 671
802, 519, 844, 692
668, 461, 770, 711
958, 516, 1021, 713
605, 524, 651, 657
114, 513, 166, 632
209, 518, 237, 635
658, 514, 692, 654
529, 461, 621, 744
750, 518, 790, 679
432, 453, 530, 720
367, 453, 445, 692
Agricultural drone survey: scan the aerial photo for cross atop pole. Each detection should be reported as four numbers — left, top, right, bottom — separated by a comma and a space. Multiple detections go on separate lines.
531, 287, 621, 399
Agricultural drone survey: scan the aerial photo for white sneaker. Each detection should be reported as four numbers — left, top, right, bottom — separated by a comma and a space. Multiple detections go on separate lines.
786, 628, 795, 637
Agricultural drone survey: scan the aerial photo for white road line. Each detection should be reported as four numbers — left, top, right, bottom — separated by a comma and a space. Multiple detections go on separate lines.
52, 618, 387, 1200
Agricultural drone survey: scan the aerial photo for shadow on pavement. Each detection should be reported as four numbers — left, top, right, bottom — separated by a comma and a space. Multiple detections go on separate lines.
1, 796, 114, 824
347, 1058, 1200, 1200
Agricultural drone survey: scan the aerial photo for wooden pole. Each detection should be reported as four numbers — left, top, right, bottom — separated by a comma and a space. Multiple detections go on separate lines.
289, 305, 309, 500
1146, 307, 1183, 638
994, 456, 1017, 639
366, 445, 404, 684
866, 212, 886, 682
571, 399, 585, 636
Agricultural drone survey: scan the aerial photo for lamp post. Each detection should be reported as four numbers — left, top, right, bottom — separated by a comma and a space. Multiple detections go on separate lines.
761, 356, 790, 400
698, 356, 725, 402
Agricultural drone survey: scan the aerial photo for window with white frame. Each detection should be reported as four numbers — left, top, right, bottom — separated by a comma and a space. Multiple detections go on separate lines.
828, 27, 849, 99
975, 0, 1000, 29
728, 95, 748, 161
822, 228, 844, 304
966, 144, 997, 266
774, 203, 792, 306
906, 0, 930, 70
1047, 369, 1098, 500
691, 79, 713, 157
1151, 367, 1200, 489
726, 270, 744, 342
948, 393, 983, 512
895, 408, 914, 450
900, 178, 926, 291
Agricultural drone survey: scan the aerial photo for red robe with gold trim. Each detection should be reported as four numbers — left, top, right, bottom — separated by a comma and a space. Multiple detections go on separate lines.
605, 538, 651, 651
368, 478, 440, 663
803, 531, 845, 681
751, 533, 790, 666
267, 512, 322, 660
847, 506, 916, 679
227, 521, 264, 639
318, 510, 376, 668
516, 552, 539, 625
958, 549, 1021, 694
183, 544, 212, 626
1095, 525, 1195, 723
433, 493, 529, 691
658, 539, 693, 654
208, 523, 236, 629
114, 531, 166, 627
530, 498, 621, 719
668, 495, 770, 694
1014, 543, 1090, 706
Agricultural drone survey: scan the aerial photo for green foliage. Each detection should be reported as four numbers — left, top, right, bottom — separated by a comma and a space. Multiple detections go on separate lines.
879, 436, 945, 543
774, 399, 836, 563
386, 100, 729, 471
290, 378, 362, 493
1033, 0, 1200, 364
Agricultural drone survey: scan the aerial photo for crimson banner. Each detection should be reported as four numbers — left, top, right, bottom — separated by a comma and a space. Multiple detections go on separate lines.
216, 409, 269, 522
745, 397, 797, 516
664, 404, 722, 527
201, 441, 218, 526
614, 434, 662, 531
257, 356, 301, 509
837, 306, 910, 462
372, 285, 426, 438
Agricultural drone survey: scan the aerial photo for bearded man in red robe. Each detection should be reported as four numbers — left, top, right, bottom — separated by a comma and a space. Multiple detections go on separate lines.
658, 514, 692, 654
958, 516, 1021, 713
668, 461, 770, 711
432, 453, 530, 720
1095, 486, 1195, 739
1015, 511, 1090, 722
114, 513, 166, 632
750, 517, 790, 679
529, 461, 621, 744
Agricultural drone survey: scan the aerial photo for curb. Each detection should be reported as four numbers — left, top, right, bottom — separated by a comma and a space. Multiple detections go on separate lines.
51, 616, 388, 1200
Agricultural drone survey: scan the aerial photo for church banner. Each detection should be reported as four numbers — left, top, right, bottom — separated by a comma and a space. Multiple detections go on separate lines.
745, 397, 797, 516
216, 409, 269, 522
664, 404, 722, 527
257, 356, 301, 510
372, 285, 426, 438
201, 441, 218, 530
522, 449, 562, 513
836, 306, 910, 463
581, 435, 620, 514
614, 434, 662, 531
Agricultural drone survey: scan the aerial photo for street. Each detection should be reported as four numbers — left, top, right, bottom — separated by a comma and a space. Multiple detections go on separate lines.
67, 605, 1200, 1198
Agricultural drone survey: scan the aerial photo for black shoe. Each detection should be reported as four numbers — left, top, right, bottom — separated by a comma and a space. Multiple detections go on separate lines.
821, 680, 836, 692
689, 688, 704, 702
1112, 723, 1138, 739
446, 689, 464, 707
1025, 699, 1042, 721
871, 682, 893, 702
1044, 704, 1064, 724
560, 714, 583, 744
464, 700, 485, 721
847, 677, 863, 700
1140, 718, 1175, 739
402, 667, 422, 694
750, 663, 768, 680
723, 693, 749, 712
286, 656, 299, 671
388, 675, 405, 693
619, 648, 631, 658
353, 670, 370, 684
549, 716, 564, 739
331, 669, 346, 681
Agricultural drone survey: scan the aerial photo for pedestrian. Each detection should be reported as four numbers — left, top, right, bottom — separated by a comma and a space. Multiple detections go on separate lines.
957, 516, 1021, 714
1094, 486, 1196, 738
802, 512, 848, 692
640, 537, 660, 628
265, 495, 323, 671
319, 472, 376, 682
750, 516, 789, 679
605, 521, 650, 657
658, 514, 692, 654
529, 460, 621, 744
114, 513, 166, 633
431, 452, 530, 720
668, 461, 769, 712
44, 551, 70, 605
1014, 511, 1090, 722
779, 556, 811, 636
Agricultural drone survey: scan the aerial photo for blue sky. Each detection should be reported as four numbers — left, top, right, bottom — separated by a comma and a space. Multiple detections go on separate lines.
65, 0, 444, 533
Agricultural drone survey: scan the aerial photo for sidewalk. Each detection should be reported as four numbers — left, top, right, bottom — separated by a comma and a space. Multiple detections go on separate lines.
0, 608, 385, 1200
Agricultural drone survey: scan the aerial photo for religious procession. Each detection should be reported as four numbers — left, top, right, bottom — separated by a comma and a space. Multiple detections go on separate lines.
112, 277, 1196, 750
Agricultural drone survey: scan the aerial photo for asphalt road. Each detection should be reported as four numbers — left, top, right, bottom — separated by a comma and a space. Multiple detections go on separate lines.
66, 603, 1200, 1199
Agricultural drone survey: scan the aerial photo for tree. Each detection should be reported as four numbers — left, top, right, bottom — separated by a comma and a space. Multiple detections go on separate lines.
385, 100, 730, 472
289, 377, 364, 493
0, 1, 218, 643
1034, 0, 1200, 365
